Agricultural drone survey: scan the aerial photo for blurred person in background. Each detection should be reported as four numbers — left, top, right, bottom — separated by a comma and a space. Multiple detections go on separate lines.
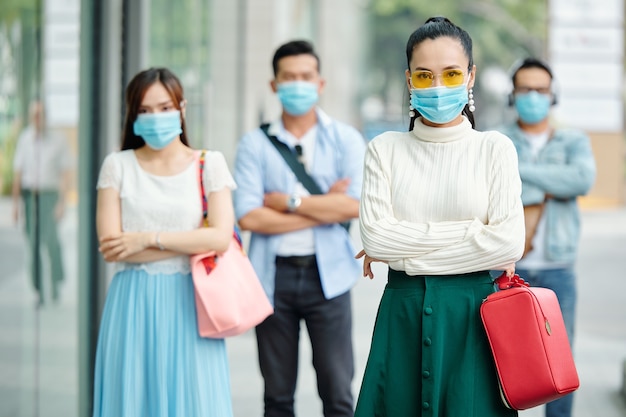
234, 40, 366, 417
93, 67, 235, 416
12, 100, 72, 305
498, 57, 596, 417
355, 17, 524, 416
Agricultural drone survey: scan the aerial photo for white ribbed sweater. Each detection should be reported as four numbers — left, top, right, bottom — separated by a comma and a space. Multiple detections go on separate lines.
359, 117, 525, 275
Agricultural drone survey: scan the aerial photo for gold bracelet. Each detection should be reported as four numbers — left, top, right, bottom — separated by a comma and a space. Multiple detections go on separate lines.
155, 232, 165, 251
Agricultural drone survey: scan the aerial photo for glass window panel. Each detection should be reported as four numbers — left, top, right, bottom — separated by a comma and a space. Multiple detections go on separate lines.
0, 1, 80, 415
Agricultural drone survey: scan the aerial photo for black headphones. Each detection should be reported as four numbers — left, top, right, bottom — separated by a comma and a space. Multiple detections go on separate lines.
507, 57, 558, 107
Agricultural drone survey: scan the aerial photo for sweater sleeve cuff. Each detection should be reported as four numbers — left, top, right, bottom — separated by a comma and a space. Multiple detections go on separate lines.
464, 217, 483, 239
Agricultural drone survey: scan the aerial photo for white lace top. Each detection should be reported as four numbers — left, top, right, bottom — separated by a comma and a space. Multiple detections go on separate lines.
96, 149, 236, 275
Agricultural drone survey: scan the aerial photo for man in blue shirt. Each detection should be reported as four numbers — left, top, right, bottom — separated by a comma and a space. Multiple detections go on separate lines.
233, 40, 366, 417
499, 57, 596, 417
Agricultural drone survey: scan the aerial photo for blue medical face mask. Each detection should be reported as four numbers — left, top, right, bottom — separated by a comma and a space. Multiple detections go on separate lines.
133, 110, 183, 150
514, 91, 551, 124
410, 84, 469, 125
276, 81, 319, 116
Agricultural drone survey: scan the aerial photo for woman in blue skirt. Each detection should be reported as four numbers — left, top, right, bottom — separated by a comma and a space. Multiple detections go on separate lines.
93, 68, 235, 416
355, 17, 525, 417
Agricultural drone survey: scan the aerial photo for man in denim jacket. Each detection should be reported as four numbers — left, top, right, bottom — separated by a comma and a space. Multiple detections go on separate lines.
499, 58, 596, 417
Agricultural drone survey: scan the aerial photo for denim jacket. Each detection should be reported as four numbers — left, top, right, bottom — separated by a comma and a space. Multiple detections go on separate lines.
233, 109, 366, 304
499, 124, 596, 263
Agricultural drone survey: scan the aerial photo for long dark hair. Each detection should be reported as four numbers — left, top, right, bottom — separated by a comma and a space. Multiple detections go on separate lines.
121, 67, 189, 150
405, 17, 475, 130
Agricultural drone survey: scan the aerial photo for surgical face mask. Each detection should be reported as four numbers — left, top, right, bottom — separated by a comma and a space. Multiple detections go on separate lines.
410, 84, 469, 125
514, 91, 551, 124
276, 81, 319, 116
133, 110, 182, 150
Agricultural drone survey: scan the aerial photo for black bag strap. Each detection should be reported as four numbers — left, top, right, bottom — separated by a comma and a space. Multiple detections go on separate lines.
260, 123, 323, 195
260, 123, 350, 232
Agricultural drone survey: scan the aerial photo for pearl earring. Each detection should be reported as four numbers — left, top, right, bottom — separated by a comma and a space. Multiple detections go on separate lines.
409, 104, 416, 118
468, 89, 475, 112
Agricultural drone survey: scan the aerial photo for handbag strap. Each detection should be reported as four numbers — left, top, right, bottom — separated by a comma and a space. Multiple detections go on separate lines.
197, 149, 244, 252
197, 150, 208, 226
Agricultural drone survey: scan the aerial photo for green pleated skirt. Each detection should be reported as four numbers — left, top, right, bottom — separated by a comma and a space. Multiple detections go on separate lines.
354, 269, 518, 417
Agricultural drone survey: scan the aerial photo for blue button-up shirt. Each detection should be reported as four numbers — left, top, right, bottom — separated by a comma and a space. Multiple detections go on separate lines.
234, 109, 366, 303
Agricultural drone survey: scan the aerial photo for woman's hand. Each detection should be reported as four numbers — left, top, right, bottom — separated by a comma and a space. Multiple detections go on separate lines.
355, 249, 387, 280
502, 263, 516, 278
99, 232, 153, 262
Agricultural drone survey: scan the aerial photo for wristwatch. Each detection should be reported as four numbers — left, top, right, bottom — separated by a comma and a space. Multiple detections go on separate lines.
286, 194, 302, 212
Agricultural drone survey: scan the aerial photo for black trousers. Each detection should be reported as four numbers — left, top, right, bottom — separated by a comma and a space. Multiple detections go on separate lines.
256, 256, 354, 417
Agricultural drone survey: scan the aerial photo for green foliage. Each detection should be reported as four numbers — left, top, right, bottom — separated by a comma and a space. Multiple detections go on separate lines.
0, 0, 38, 26
366, 0, 548, 100
149, 0, 211, 75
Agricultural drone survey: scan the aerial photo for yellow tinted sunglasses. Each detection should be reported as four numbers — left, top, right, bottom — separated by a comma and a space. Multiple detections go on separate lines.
411, 69, 466, 89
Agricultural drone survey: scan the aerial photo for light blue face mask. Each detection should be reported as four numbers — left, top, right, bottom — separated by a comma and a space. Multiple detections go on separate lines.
133, 110, 183, 150
514, 91, 551, 124
276, 81, 319, 116
410, 84, 469, 125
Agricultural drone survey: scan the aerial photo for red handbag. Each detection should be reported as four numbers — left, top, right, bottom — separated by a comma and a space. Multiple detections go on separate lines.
191, 151, 273, 338
480, 273, 580, 410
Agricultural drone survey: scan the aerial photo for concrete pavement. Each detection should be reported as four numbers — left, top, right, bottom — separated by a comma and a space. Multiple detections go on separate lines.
0, 198, 79, 417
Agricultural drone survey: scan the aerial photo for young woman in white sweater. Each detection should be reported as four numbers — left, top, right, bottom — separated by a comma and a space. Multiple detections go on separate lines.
354, 17, 524, 417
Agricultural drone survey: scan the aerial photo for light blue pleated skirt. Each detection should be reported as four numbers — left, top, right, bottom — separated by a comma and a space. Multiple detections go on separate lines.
92, 269, 233, 417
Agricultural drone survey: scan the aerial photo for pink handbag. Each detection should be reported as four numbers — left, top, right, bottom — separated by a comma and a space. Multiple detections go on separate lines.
480, 273, 580, 410
191, 151, 273, 338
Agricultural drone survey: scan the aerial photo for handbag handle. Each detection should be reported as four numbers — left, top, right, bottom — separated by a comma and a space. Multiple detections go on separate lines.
493, 272, 529, 290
